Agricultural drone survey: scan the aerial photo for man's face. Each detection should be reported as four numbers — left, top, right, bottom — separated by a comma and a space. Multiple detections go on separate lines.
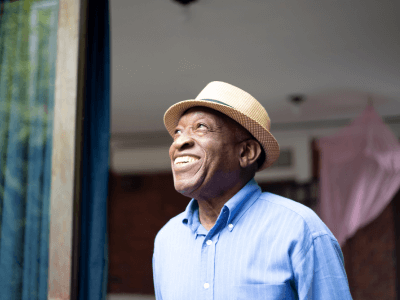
169, 107, 242, 199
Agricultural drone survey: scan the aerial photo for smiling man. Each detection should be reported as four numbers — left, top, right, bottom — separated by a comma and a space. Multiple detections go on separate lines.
152, 81, 352, 300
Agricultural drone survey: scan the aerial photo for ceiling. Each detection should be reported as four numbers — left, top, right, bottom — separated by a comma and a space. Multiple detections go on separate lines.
110, 0, 400, 135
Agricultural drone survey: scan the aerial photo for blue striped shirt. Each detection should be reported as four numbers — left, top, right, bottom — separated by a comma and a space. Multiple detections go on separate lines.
152, 178, 352, 299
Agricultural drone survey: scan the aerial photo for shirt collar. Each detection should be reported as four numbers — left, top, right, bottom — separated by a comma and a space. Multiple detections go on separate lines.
182, 178, 261, 233
224, 178, 261, 227
182, 198, 201, 233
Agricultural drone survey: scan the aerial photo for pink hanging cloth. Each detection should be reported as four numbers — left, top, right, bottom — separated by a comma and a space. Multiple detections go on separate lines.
318, 105, 400, 246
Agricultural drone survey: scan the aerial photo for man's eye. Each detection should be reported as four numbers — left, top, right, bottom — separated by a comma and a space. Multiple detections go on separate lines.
197, 123, 207, 129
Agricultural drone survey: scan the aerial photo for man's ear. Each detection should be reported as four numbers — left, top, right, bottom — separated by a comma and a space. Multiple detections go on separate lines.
238, 139, 262, 169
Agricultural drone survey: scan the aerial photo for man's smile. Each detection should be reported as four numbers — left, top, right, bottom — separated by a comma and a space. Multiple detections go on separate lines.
174, 155, 200, 165
173, 155, 202, 172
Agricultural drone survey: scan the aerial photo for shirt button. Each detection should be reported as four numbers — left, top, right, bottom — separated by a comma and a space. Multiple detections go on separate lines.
228, 224, 233, 229
204, 283, 210, 289
206, 240, 212, 245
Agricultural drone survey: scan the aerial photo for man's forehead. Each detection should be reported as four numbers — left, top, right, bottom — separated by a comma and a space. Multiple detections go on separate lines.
179, 106, 228, 124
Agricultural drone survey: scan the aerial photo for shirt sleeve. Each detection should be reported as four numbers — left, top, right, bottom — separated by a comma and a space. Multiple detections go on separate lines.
152, 251, 163, 300
292, 233, 353, 300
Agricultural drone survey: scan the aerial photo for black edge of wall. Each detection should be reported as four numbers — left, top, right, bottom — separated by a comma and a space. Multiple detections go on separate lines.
392, 188, 400, 300
70, 0, 89, 299
394, 193, 400, 300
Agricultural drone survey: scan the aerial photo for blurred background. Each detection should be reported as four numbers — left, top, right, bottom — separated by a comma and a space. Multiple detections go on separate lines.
1, 0, 400, 299
107, 0, 400, 300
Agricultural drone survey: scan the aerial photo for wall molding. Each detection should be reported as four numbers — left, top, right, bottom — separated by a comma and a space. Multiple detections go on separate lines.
110, 118, 400, 183
110, 133, 312, 183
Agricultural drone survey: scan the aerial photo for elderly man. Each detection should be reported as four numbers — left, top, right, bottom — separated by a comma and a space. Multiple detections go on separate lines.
152, 81, 352, 300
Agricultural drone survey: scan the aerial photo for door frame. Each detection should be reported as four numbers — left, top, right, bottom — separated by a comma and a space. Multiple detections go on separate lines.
47, 0, 88, 299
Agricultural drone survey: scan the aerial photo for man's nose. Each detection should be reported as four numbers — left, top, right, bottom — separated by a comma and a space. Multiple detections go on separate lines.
173, 132, 194, 150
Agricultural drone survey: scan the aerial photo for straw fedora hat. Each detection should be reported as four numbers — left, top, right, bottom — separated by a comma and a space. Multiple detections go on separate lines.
163, 81, 280, 171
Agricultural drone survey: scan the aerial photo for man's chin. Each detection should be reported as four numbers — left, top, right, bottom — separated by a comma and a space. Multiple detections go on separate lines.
174, 183, 196, 198
173, 177, 203, 198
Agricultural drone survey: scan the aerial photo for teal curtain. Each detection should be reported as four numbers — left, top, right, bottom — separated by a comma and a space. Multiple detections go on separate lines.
78, 0, 110, 299
0, 0, 59, 299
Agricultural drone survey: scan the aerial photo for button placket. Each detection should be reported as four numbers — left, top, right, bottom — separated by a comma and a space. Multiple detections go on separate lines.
200, 235, 214, 299
202, 212, 225, 299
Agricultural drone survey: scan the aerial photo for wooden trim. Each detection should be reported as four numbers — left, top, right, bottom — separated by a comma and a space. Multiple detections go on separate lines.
311, 138, 320, 179
47, 0, 87, 299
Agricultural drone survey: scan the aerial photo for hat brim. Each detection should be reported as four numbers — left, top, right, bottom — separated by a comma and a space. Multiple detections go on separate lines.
164, 99, 280, 171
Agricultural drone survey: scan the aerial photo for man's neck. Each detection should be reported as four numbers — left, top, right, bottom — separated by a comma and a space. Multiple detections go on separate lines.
198, 200, 225, 231
196, 179, 248, 231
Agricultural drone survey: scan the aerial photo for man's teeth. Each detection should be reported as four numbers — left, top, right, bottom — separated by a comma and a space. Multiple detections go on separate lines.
174, 156, 199, 164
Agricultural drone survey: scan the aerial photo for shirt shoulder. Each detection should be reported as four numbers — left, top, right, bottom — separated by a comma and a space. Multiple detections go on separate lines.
258, 191, 335, 238
253, 192, 338, 261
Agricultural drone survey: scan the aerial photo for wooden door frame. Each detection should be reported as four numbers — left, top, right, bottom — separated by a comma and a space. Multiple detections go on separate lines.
47, 0, 88, 299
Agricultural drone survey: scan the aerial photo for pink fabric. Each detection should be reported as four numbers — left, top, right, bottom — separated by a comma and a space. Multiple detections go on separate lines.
318, 105, 400, 246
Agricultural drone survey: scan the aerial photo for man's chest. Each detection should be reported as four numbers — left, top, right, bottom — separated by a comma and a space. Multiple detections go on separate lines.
157, 230, 297, 300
